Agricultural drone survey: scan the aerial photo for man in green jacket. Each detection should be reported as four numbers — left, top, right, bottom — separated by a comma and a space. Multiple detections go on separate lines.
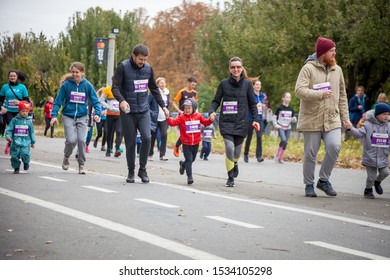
295, 37, 352, 198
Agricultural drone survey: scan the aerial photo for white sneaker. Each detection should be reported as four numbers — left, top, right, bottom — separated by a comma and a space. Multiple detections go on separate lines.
62, 157, 70, 170
148, 156, 153, 161
79, 165, 86, 174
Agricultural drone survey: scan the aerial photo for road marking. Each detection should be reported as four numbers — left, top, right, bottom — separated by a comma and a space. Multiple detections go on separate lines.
0, 187, 224, 260
134, 198, 179, 208
39, 176, 67, 182
157, 182, 390, 232
206, 216, 263, 229
305, 241, 390, 260
81, 185, 117, 193
14, 159, 390, 232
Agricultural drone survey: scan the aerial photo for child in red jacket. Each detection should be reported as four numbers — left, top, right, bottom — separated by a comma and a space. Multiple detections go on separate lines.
167, 98, 215, 184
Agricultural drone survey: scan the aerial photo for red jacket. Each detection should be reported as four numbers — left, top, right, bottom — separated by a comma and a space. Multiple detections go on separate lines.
44, 101, 53, 118
167, 112, 213, 146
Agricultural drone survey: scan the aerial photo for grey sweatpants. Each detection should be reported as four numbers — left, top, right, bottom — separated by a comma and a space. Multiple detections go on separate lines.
366, 166, 389, 189
62, 115, 88, 166
303, 128, 341, 185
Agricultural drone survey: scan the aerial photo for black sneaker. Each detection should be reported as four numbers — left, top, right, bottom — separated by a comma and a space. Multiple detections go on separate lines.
233, 163, 239, 178
364, 188, 375, 199
105, 150, 111, 157
374, 181, 383, 195
187, 176, 194, 185
226, 177, 235, 187
316, 180, 337, 196
23, 162, 29, 171
126, 172, 135, 183
138, 168, 149, 183
93, 140, 98, 148
243, 155, 249, 163
257, 157, 264, 163
13, 168, 20, 174
305, 184, 317, 197
179, 161, 185, 175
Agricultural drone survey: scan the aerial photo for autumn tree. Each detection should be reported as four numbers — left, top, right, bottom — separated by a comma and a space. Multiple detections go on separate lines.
143, 0, 214, 111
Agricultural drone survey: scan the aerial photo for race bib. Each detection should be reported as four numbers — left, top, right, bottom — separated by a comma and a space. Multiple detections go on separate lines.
134, 79, 148, 93
313, 82, 332, 91
185, 120, 200, 134
14, 125, 29, 136
203, 130, 212, 138
257, 106, 263, 115
8, 100, 18, 109
279, 111, 293, 128
371, 133, 389, 148
70, 91, 86, 104
112, 100, 120, 110
222, 101, 238, 114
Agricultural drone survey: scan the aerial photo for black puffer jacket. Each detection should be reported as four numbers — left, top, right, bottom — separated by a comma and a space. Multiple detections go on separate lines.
209, 75, 259, 137
112, 57, 165, 114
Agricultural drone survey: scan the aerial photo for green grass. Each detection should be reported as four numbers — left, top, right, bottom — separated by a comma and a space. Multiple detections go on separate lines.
34, 124, 364, 169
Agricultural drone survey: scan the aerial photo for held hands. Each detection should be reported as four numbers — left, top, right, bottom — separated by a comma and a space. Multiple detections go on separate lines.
50, 117, 58, 127
252, 121, 260, 132
323, 90, 333, 99
209, 112, 216, 122
343, 119, 353, 130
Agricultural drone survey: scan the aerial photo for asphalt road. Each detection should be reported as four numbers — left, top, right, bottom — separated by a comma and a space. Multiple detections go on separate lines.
0, 135, 389, 260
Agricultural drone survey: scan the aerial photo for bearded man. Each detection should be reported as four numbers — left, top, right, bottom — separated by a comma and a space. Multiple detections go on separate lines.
295, 37, 352, 198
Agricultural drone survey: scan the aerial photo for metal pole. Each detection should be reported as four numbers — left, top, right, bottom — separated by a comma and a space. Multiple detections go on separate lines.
106, 33, 116, 86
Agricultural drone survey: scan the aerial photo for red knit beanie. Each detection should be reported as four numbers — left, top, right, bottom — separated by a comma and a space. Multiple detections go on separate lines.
315, 37, 336, 58
18, 100, 31, 112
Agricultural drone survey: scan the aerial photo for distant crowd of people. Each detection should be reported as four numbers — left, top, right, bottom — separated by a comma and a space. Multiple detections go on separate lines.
1, 38, 389, 200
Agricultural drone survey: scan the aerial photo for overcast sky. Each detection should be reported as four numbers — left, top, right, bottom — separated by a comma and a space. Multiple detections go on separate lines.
0, 0, 212, 39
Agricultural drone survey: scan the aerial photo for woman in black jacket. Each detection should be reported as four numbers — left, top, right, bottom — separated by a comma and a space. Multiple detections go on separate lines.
209, 57, 260, 187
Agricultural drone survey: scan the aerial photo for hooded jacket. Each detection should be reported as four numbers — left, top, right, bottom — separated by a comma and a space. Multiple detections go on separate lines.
167, 112, 212, 146
349, 109, 390, 168
209, 75, 259, 137
167, 99, 212, 145
5, 113, 35, 147
295, 54, 349, 132
51, 77, 101, 119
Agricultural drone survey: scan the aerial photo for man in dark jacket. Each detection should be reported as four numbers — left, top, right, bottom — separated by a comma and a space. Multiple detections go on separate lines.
349, 85, 371, 127
112, 44, 169, 183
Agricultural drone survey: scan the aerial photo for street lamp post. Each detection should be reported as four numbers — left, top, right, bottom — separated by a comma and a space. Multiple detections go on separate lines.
106, 28, 119, 86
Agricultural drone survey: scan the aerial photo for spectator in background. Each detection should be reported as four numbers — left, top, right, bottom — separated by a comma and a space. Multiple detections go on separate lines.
349, 85, 370, 128
372, 93, 389, 109
243, 79, 268, 163
149, 77, 170, 161
171, 76, 198, 157
43, 96, 55, 138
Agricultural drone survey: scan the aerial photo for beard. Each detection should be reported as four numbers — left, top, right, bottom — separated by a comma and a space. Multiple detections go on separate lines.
323, 55, 337, 66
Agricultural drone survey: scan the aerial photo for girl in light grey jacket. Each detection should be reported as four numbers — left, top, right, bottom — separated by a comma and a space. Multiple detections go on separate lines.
347, 103, 390, 198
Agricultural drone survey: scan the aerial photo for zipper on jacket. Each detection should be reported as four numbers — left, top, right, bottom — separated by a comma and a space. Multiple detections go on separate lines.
74, 83, 79, 119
